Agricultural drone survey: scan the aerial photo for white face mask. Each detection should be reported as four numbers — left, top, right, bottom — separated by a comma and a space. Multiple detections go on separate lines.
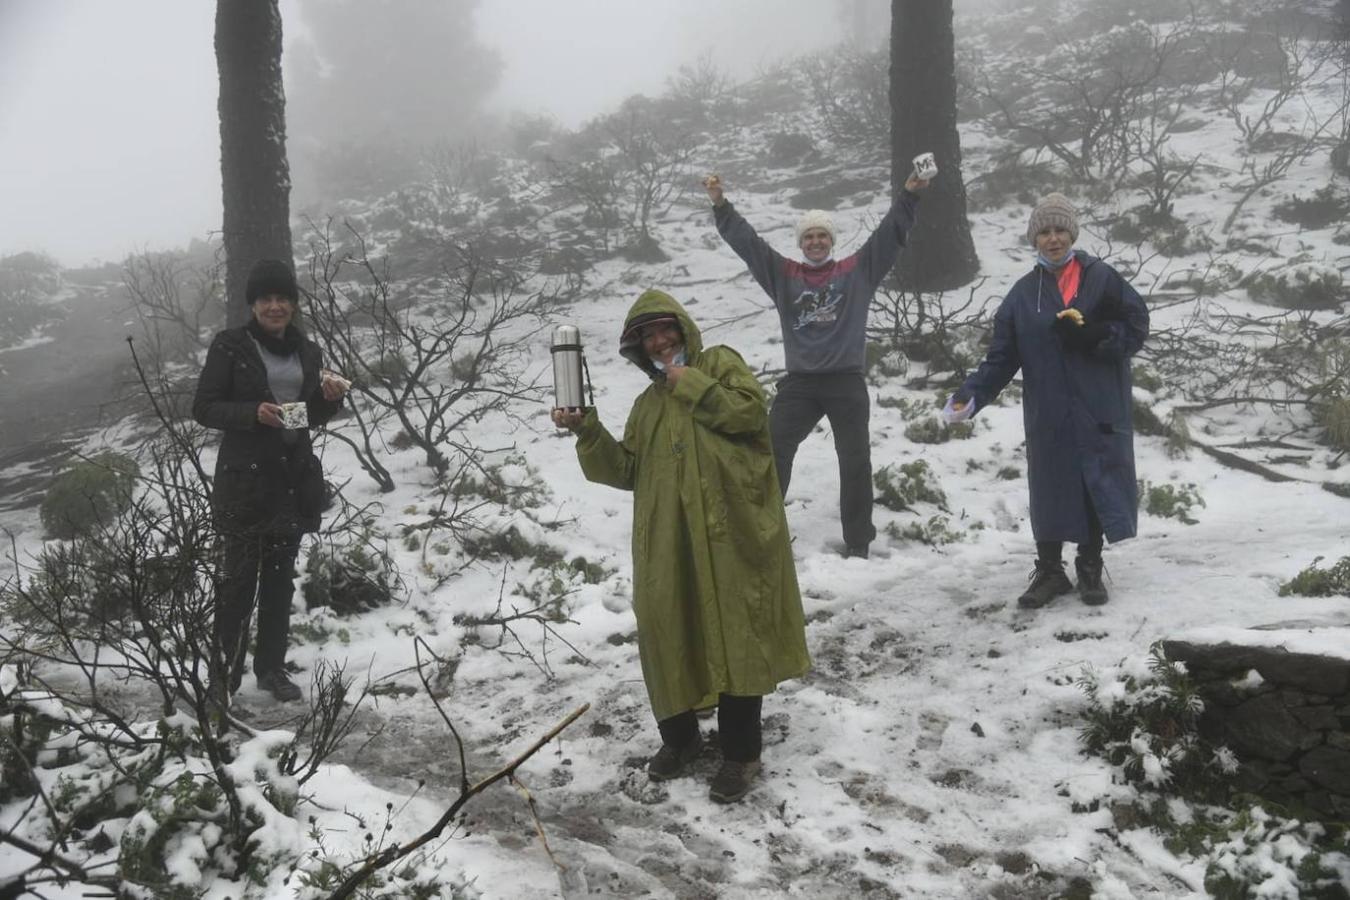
651, 348, 687, 371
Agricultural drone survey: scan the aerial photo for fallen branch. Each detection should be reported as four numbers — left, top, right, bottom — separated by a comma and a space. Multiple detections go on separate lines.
322, 698, 589, 900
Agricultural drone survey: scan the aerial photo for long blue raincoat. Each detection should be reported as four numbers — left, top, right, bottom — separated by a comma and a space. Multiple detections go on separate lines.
960, 251, 1149, 544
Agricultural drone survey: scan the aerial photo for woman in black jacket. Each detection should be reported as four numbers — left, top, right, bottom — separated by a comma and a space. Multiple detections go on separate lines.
192, 259, 348, 702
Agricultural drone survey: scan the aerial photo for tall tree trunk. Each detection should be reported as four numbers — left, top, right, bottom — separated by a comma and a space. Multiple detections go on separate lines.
890, 0, 979, 291
216, 0, 292, 328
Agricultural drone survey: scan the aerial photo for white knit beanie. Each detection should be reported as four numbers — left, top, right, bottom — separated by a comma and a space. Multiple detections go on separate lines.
795, 209, 835, 245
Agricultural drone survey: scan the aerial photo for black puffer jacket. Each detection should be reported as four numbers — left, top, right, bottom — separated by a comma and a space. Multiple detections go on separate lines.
192, 325, 342, 535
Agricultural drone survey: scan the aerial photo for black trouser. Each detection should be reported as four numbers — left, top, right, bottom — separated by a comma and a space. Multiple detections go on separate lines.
1036, 486, 1104, 564
216, 532, 300, 688
658, 694, 763, 763
770, 371, 876, 550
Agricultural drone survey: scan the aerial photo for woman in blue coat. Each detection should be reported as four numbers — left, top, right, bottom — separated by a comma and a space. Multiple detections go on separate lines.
944, 194, 1148, 608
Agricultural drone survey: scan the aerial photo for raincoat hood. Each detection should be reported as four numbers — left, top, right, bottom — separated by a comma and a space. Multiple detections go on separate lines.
619, 289, 704, 379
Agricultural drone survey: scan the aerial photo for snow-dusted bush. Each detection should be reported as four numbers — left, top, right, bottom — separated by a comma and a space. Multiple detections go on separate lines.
303, 530, 403, 615
1277, 555, 1350, 598
873, 460, 948, 513
39, 450, 140, 540
1273, 185, 1350, 231
1203, 808, 1350, 899
1079, 644, 1221, 795
1247, 263, 1344, 311
1078, 644, 1350, 898
1318, 395, 1350, 453
1138, 480, 1205, 524
885, 514, 967, 546
904, 416, 975, 444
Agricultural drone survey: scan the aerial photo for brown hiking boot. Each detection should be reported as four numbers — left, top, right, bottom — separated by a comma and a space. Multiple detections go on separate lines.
647, 737, 702, 781
709, 759, 761, 804
1017, 559, 1074, 609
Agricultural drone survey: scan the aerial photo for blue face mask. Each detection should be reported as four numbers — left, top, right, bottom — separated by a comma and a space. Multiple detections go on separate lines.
651, 348, 687, 371
1037, 246, 1075, 270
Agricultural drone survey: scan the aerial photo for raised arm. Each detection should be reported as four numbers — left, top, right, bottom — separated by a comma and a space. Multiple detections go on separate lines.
707, 174, 791, 304
855, 186, 923, 289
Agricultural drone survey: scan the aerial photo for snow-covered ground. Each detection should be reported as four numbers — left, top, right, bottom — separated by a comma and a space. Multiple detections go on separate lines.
4, 6, 1350, 897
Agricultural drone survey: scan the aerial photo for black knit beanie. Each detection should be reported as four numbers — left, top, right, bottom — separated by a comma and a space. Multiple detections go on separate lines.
245, 258, 299, 305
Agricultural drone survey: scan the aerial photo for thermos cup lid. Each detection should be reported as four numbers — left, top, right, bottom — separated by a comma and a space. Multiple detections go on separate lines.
552, 324, 580, 347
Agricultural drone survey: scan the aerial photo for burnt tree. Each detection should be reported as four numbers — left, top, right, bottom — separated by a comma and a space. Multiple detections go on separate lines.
890, 0, 979, 291
216, 0, 293, 327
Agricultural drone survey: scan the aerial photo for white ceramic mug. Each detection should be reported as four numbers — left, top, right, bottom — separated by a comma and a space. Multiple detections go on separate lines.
280, 402, 309, 429
912, 152, 938, 181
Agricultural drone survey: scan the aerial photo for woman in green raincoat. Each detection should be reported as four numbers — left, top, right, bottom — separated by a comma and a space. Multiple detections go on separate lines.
552, 289, 810, 804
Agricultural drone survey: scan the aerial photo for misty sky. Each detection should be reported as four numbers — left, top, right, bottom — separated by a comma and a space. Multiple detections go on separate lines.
0, 0, 858, 269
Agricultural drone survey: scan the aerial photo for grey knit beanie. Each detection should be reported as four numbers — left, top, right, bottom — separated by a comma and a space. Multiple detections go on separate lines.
1025, 193, 1079, 247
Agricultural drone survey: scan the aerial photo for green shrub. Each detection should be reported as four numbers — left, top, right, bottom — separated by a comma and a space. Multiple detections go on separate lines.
884, 514, 964, 546
460, 525, 563, 566
1078, 644, 1350, 897
1317, 396, 1350, 453
874, 460, 947, 512
303, 533, 403, 615
1272, 186, 1350, 230
1105, 207, 1211, 257
1079, 643, 1223, 797
1278, 556, 1350, 597
1139, 480, 1205, 524
1247, 263, 1344, 311
904, 416, 974, 444
39, 451, 140, 539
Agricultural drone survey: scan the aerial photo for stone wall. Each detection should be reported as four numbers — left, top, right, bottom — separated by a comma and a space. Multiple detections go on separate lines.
1162, 638, 1350, 820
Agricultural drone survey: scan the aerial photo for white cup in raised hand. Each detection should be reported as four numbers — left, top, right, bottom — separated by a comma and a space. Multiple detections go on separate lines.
912, 152, 938, 181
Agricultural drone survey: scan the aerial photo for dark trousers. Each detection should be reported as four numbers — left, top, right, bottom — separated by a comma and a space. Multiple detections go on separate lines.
1037, 485, 1105, 563
658, 694, 763, 763
770, 372, 876, 550
216, 532, 300, 688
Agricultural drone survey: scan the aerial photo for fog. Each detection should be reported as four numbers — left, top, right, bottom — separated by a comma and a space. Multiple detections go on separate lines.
0, 0, 892, 269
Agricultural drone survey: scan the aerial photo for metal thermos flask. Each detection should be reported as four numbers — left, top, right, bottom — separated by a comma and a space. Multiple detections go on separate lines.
551, 325, 588, 409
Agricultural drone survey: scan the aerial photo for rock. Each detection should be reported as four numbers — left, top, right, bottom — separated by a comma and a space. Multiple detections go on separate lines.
1164, 641, 1350, 695
1258, 653, 1350, 696
1299, 746, 1350, 794
993, 850, 1031, 875
1220, 694, 1307, 760
1163, 641, 1270, 678
1291, 705, 1339, 731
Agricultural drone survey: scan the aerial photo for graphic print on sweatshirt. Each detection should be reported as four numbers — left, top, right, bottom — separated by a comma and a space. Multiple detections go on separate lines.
792, 281, 844, 329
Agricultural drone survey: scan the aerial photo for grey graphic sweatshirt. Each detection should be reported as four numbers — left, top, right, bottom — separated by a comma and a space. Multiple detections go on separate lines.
714, 191, 920, 374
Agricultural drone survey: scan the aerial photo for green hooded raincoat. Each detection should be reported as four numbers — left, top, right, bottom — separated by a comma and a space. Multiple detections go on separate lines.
572, 290, 811, 721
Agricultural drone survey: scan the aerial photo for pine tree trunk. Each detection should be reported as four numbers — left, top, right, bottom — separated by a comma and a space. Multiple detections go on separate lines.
216, 0, 293, 328
890, 0, 979, 292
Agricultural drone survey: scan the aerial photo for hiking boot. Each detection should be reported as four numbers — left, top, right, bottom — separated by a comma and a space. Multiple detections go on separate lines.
1076, 556, 1109, 606
257, 670, 303, 702
709, 759, 761, 804
844, 544, 870, 560
647, 737, 702, 781
1017, 559, 1074, 609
